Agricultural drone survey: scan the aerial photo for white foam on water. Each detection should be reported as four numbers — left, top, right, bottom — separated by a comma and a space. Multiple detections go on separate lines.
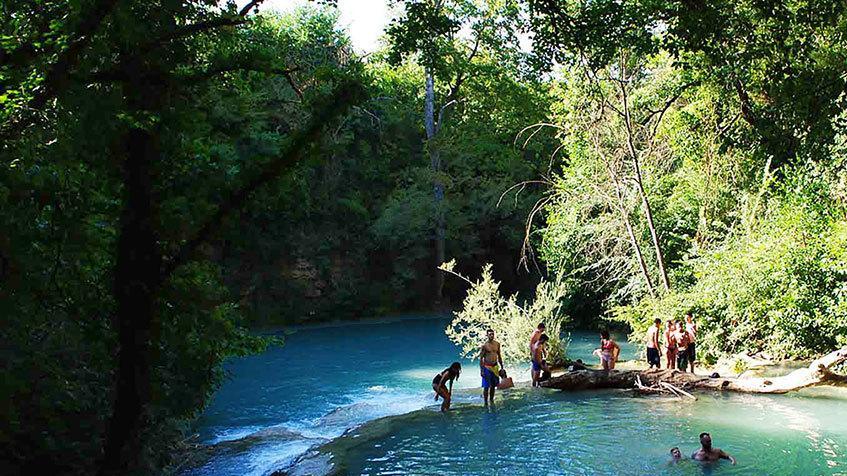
209, 425, 264, 445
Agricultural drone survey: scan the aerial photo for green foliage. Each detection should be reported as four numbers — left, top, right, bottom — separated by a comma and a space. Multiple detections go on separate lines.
528, 2, 847, 362
614, 171, 847, 362
442, 261, 570, 363
1, 3, 349, 473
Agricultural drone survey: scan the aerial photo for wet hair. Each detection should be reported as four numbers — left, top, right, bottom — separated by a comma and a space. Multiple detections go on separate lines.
486, 328, 494, 334
600, 330, 610, 340
699, 432, 710, 439
539, 333, 549, 343
670, 447, 681, 455
538, 322, 546, 329
654, 318, 662, 324
449, 362, 461, 380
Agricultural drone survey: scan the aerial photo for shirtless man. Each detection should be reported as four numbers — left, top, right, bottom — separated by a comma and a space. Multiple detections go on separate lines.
531, 334, 550, 387
675, 321, 691, 372
479, 328, 504, 405
645, 318, 662, 369
529, 322, 545, 358
692, 432, 736, 465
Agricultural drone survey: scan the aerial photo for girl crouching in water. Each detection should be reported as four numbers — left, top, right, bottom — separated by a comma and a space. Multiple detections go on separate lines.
432, 362, 461, 412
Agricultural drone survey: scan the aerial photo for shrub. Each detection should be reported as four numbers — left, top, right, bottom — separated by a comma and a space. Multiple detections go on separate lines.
441, 261, 570, 364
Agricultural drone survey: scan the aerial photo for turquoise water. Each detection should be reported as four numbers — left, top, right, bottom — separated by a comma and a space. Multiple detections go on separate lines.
187, 317, 847, 475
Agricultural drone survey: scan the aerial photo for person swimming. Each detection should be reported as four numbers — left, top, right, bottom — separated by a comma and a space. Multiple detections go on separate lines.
670, 447, 682, 461
432, 362, 461, 412
691, 432, 736, 465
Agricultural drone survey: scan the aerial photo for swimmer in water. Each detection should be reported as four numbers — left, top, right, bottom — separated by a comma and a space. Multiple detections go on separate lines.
670, 447, 682, 462
691, 432, 736, 465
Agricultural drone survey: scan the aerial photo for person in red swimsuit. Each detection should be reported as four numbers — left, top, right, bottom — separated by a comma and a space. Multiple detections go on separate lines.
664, 320, 678, 369
597, 330, 621, 371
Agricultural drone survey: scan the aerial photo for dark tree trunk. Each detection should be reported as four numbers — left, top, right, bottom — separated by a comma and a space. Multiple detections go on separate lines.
100, 72, 163, 475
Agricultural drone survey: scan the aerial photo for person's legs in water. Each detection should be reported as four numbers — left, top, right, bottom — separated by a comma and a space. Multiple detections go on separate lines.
531, 360, 540, 387
481, 366, 498, 405
434, 385, 451, 411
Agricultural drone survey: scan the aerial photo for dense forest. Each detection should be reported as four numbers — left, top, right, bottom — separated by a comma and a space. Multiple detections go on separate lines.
1, 0, 845, 474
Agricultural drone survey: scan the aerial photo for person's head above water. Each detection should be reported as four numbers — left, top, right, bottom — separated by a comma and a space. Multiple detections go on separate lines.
699, 432, 712, 449
537, 322, 546, 330
449, 362, 461, 378
670, 447, 682, 459
600, 330, 610, 340
486, 328, 495, 341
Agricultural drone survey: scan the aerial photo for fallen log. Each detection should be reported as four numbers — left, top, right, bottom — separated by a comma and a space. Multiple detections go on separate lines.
541, 347, 847, 394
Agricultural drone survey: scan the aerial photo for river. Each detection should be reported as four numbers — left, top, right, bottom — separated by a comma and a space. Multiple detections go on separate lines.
184, 316, 847, 475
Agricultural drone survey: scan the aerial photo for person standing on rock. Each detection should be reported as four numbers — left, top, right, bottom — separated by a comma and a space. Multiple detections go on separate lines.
675, 321, 691, 372
646, 318, 662, 369
685, 312, 698, 374
664, 320, 678, 369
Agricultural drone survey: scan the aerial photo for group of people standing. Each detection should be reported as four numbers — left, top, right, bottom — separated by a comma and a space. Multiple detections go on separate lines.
646, 312, 698, 372
432, 314, 699, 412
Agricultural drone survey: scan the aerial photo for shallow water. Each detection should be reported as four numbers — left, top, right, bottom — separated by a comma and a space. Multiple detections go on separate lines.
187, 316, 846, 475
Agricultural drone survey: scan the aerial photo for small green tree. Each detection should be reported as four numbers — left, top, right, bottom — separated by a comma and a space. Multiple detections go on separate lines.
440, 260, 570, 363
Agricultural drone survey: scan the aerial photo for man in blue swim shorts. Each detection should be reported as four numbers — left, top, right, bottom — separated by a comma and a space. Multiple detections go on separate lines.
479, 329, 504, 405
531, 334, 550, 387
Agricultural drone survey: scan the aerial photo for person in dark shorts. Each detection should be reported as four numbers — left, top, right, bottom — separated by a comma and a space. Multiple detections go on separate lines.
479, 329, 504, 405
685, 312, 698, 373
531, 333, 550, 386
675, 321, 691, 372
432, 362, 461, 412
645, 318, 662, 369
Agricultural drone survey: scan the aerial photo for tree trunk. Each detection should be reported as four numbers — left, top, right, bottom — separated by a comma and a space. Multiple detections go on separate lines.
632, 167, 670, 292
605, 161, 656, 297
619, 76, 671, 292
99, 66, 164, 475
424, 70, 445, 303
542, 347, 847, 394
